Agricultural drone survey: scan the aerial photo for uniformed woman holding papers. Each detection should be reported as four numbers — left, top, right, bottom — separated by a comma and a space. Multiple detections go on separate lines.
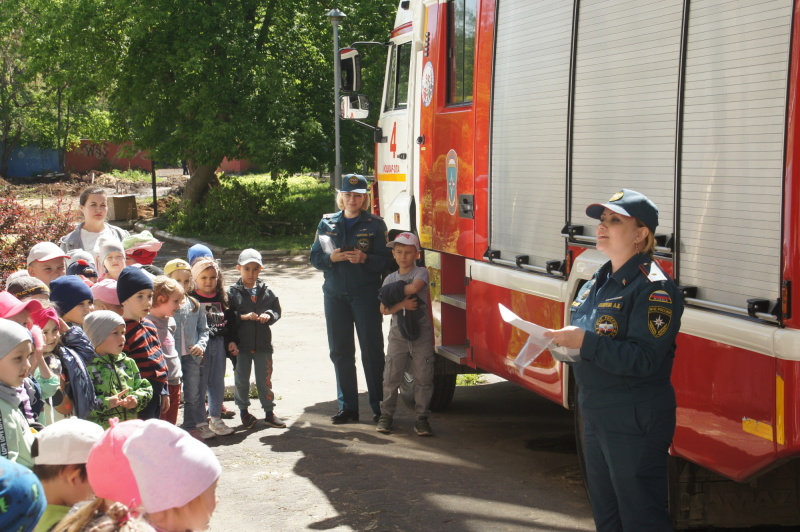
310, 174, 391, 425
545, 189, 683, 531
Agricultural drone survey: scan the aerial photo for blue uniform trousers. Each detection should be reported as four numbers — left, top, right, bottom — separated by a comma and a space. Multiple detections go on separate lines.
324, 291, 384, 415
582, 397, 675, 531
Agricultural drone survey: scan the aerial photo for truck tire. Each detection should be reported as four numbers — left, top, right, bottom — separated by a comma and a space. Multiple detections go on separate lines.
400, 354, 457, 411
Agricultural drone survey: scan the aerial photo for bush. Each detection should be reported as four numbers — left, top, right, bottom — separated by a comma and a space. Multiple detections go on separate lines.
164, 173, 332, 239
0, 195, 78, 287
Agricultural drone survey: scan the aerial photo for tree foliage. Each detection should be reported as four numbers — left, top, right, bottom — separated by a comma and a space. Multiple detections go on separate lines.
3, 0, 399, 196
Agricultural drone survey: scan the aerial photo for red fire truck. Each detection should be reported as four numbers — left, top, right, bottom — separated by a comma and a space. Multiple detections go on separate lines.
339, 0, 800, 527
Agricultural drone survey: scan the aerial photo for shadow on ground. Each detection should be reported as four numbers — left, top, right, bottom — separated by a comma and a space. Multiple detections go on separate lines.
259, 381, 592, 531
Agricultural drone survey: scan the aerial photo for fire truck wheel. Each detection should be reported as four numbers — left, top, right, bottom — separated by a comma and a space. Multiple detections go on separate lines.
399, 355, 457, 411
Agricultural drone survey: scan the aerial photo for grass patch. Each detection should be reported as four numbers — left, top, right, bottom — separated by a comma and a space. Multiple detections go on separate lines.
457, 374, 486, 387
112, 168, 157, 182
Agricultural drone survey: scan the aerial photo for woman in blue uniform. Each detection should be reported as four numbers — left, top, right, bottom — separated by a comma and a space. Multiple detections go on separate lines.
545, 189, 683, 531
310, 174, 391, 424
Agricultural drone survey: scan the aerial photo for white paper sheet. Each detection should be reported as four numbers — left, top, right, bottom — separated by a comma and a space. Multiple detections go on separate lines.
318, 234, 335, 254
498, 304, 581, 370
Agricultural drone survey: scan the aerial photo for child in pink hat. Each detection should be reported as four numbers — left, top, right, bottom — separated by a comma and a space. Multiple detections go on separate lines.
125, 419, 221, 531
55, 418, 153, 531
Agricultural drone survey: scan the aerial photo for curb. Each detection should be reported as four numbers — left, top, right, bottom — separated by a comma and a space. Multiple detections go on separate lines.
132, 221, 310, 257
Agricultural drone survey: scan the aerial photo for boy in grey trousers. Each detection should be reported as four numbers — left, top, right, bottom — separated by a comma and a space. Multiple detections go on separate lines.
376, 233, 435, 436
227, 249, 285, 429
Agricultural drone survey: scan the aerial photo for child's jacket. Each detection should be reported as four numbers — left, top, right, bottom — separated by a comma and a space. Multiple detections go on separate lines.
173, 297, 209, 360
227, 279, 281, 354
0, 394, 35, 467
86, 352, 153, 428
59, 327, 103, 419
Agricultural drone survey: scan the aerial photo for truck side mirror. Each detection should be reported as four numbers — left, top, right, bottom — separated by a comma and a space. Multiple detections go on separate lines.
340, 48, 362, 93
340, 94, 370, 120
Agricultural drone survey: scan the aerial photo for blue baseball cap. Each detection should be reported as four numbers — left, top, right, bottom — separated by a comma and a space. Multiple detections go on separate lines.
586, 189, 658, 233
339, 174, 368, 194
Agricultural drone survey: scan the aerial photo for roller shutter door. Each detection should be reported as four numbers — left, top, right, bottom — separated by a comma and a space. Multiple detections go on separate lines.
570, 0, 683, 237
679, 0, 791, 308
490, 0, 574, 267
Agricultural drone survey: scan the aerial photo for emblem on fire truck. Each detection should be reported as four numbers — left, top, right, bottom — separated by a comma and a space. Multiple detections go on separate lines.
422, 62, 434, 107
446, 150, 458, 215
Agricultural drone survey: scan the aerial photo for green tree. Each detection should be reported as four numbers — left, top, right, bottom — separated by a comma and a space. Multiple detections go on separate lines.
106, 0, 397, 203
8, 0, 398, 198
0, 0, 43, 179
22, 0, 128, 170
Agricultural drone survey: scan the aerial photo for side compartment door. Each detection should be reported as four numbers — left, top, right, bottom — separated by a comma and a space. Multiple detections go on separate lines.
418, 0, 478, 258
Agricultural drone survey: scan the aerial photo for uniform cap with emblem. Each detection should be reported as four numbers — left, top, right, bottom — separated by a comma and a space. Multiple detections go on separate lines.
339, 173, 368, 194
586, 189, 658, 234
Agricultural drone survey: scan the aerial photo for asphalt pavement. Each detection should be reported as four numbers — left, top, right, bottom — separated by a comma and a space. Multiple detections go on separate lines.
148, 235, 595, 531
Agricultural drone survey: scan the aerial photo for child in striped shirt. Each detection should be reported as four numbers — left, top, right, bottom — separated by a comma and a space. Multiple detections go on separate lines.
117, 266, 169, 420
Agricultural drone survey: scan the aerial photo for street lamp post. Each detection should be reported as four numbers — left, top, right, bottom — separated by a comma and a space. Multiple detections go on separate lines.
326, 8, 346, 191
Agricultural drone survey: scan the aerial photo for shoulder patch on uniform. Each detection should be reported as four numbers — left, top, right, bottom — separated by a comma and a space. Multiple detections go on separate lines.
640, 262, 668, 283
322, 212, 336, 219
648, 306, 672, 338
649, 290, 672, 304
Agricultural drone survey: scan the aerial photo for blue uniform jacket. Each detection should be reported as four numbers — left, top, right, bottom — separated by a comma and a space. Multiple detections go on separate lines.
310, 210, 390, 295
570, 253, 683, 409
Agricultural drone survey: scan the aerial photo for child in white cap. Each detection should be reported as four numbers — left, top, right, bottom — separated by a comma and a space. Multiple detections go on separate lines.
124, 419, 221, 531
227, 249, 285, 430
26, 242, 69, 287
31, 418, 105, 531
0, 318, 36, 467
95, 236, 126, 281
376, 232, 435, 437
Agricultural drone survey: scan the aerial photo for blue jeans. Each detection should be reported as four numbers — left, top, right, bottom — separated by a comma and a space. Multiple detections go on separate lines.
180, 354, 207, 429
205, 337, 226, 418
138, 380, 163, 420
324, 292, 385, 415
234, 349, 275, 413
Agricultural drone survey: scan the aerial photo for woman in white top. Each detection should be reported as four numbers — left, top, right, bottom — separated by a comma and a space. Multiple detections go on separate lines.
60, 187, 129, 254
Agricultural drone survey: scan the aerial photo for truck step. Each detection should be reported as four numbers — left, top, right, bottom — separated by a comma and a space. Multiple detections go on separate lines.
440, 293, 467, 310
436, 345, 469, 364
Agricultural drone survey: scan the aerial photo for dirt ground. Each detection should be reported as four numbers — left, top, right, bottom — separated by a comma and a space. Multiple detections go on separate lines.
7, 168, 187, 215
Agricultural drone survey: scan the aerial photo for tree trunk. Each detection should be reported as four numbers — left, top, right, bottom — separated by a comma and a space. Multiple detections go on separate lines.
182, 163, 219, 205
